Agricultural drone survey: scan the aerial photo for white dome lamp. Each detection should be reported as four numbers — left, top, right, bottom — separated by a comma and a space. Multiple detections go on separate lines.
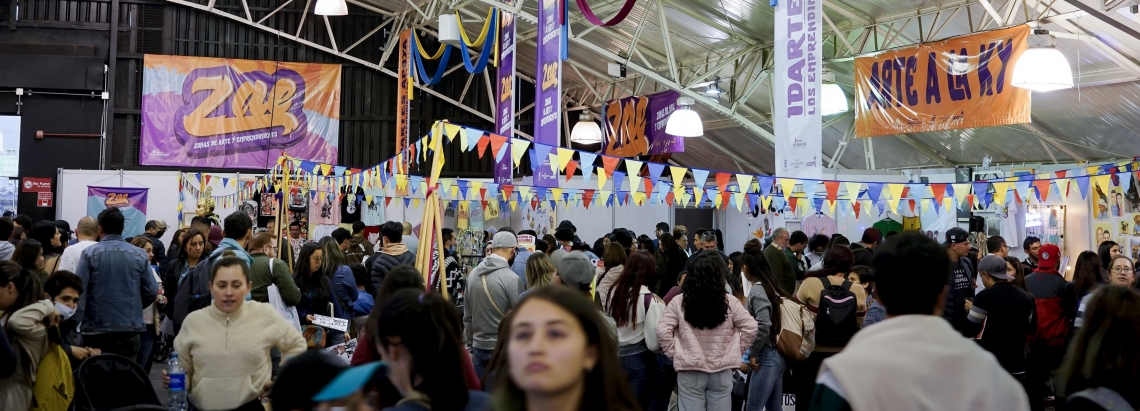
314, 0, 347, 16
665, 96, 703, 138
821, 70, 849, 116
1012, 30, 1074, 92
570, 111, 603, 144
437, 13, 461, 45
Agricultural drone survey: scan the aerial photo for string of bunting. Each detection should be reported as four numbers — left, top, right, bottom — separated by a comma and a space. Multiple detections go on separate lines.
277, 121, 1138, 217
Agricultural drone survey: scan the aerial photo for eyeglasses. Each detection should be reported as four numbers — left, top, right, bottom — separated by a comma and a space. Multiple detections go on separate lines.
1112, 266, 1132, 274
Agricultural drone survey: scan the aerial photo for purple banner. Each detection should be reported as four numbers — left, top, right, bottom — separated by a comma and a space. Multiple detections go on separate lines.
140, 55, 340, 169
532, 0, 561, 188
494, 4, 517, 185
601, 90, 684, 156
87, 186, 149, 237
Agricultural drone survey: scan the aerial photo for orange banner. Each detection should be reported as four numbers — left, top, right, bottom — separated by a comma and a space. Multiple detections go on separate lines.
854, 25, 1031, 137
396, 29, 412, 173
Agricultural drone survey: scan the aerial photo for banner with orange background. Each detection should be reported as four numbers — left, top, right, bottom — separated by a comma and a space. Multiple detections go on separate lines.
853, 25, 1031, 137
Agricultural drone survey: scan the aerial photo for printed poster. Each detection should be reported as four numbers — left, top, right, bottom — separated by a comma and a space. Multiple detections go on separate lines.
1131, 237, 1140, 261
0, 116, 21, 177
532, 0, 561, 187
260, 193, 278, 216
774, 0, 822, 179
1094, 222, 1113, 245
140, 55, 341, 169
87, 186, 149, 237
521, 202, 556, 236
494, 2, 517, 184
601, 90, 684, 156
854, 25, 1031, 137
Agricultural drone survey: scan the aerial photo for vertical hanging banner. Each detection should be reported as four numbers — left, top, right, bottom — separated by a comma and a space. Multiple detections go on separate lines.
601, 90, 684, 156
140, 55, 340, 169
495, 3, 517, 184
774, 0, 823, 180
396, 30, 413, 173
87, 186, 149, 237
533, 0, 561, 188
853, 25, 1031, 137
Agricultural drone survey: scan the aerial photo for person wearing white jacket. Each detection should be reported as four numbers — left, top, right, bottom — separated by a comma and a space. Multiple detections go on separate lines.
603, 251, 666, 411
0, 261, 59, 411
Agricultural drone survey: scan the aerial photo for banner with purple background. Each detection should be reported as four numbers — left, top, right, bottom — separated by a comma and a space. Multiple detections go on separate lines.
87, 186, 149, 237
601, 90, 684, 156
494, 2, 517, 185
532, 0, 561, 188
773, 0, 822, 180
140, 55, 340, 169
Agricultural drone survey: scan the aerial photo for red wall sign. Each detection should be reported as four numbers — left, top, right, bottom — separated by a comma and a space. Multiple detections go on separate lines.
22, 177, 52, 193
37, 192, 52, 207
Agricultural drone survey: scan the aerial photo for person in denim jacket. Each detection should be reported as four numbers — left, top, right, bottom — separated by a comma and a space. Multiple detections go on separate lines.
75, 207, 159, 362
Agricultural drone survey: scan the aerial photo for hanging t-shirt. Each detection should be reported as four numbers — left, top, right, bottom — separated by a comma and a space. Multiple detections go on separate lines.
1001, 203, 1020, 246
801, 214, 838, 237
340, 185, 364, 224
903, 216, 921, 231
310, 224, 341, 242
310, 181, 340, 225
362, 188, 386, 227
873, 218, 903, 235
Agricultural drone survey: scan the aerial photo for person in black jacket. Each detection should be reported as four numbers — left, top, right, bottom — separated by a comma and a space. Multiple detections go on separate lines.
43, 271, 101, 366
943, 227, 975, 335
849, 228, 880, 268
368, 221, 416, 296
962, 256, 1035, 381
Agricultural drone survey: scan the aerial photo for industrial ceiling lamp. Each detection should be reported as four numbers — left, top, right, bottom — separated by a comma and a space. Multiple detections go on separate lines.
665, 96, 703, 137
1011, 30, 1073, 91
705, 77, 723, 96
437, 13, 461, 45
314, 0, 347, 16
821, 70, 848, 116
570, 112, 603, 144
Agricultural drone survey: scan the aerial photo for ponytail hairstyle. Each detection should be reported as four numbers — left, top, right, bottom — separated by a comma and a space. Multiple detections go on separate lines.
741, 239, 788, 343
0, 260, 44, 328
806, 245, 854, 279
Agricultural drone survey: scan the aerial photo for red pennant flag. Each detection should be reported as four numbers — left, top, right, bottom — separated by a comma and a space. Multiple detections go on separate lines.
908, 200, 916, 213
565, 160, 579, 182
853, 201, 862, 218
481, 201, 489, 211
720, 190, 731, 207
1055, 170, 1067, 179
931, 184, 947, 203
644, 178, 654, 197
715, 173, 730, 193
1033, 179, 1051, 202
385, 197, 393, 208
501, 185, 514, 202
665, 191, 675, 206
789, 197, 799, 213
966, 194, 975, 208
489, 135, 507, 161
901, 186, 910, 198
583, 189, 595, 209
204, 174, 213, 187
476, 135, 491, 159
824, 181, 840, 201
601, 156, 620, 177
479, 188, 487, 201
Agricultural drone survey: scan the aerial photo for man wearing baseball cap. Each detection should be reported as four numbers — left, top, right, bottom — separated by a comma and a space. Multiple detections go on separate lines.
464, 231, 525, 381
1024, 243, 1076, 411
962, 255, 1035, 381
942, 227, 975, 335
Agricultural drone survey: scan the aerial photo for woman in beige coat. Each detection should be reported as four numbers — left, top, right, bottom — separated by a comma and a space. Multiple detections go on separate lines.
0, 261, 59, 410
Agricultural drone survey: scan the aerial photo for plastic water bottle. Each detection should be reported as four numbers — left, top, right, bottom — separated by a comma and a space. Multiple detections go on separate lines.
168, 351, 188, 411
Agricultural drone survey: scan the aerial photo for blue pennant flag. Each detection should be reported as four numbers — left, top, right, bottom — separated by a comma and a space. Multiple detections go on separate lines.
613, 171, 626, 192
457, 180, 470, 199
646, 163, 665, 184
758, 176, 774, 195
866, 182, 884, 201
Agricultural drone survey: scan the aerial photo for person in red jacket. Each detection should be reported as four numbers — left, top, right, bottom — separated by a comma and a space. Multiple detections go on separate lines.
1024, 244, 1077, 411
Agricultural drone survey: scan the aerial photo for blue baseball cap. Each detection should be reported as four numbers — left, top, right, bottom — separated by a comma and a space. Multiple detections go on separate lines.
311, 361, 389, 402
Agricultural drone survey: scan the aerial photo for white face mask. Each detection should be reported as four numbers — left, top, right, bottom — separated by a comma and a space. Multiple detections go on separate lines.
54, 302, 76, 320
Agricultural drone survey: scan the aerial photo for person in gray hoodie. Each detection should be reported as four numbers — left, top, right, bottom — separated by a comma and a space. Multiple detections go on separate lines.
0, 217, 15, 261
464, 231, 524, 380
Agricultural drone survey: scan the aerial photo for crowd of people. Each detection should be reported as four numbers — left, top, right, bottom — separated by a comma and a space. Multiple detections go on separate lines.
2, 210, 1140, 411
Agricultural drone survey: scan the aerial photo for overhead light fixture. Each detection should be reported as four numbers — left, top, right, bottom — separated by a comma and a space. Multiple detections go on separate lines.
438, 14, 461, 45
821, 70, 848, 116
1011, 30, 1073, 91
570, 112, 603, 144
665, 96, 703, 137
314, 0, 347, 16
704, 77, 724, 96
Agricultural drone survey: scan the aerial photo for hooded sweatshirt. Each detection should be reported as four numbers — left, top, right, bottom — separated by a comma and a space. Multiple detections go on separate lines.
0, 241, 15, 261
463, 253, 524, 350
345, 235, 374, 265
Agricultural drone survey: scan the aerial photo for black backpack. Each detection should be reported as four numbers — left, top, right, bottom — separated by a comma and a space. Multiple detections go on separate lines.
172, 253, 223, 335
813, 278, 858, 347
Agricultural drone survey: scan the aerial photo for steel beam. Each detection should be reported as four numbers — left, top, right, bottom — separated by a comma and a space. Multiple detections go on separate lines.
895, 134, 954, 167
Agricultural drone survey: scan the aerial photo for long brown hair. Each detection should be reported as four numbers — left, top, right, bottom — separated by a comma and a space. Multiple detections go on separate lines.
494, 286, 637, 411
603, 243, 627, 272
1057, 285, 1140, 404
606, 250, 657, 327
741, 239, 788, 343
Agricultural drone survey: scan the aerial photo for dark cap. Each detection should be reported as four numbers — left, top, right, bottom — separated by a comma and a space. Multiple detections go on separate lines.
943, 227, 969, 246
978, 255, 1013, 280
556, 251, 596, 291
558, 220, 577, 232
861, 228, 882, 244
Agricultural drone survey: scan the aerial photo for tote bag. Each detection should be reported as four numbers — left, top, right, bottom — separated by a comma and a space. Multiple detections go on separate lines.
775, 297, 815, 363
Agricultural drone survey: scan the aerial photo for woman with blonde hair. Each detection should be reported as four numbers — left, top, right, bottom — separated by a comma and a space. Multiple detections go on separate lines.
522, 252, 556, 298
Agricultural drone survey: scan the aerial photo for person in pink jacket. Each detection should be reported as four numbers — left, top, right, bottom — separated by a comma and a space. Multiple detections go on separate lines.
657, 251, 758, 411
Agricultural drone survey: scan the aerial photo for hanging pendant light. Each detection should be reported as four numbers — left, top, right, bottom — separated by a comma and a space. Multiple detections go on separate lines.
570, 112, 603, 144
438, 13, 461, 45
314, 0, 347, 16
821, 70, 848, 116
1012, 30, 1073, 91
665, 96, 703, 138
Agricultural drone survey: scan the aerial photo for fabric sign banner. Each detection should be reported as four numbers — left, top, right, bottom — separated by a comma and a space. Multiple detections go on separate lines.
774, 0, 823, 180
397, 30, 413, 173
533, 0, 561, 188
495, 4, 517, 184
601, 90, 684, 156
0, 116, 21, 177
87, 186, 149, 237
853, 25, 1031, 137
140, 55, 341, 169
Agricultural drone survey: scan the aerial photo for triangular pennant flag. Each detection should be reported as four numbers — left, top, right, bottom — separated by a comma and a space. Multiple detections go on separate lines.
1013, 181, 1032, 202
583, 189, 595, 209
887, 184, 905, 201
490, 135, 509, 162
844, 182, 862, 200
930, 184, 947, 204
579, 152, 598, 182
827, 199, 837, 215
456, 179, 470, 199
548, 153, 560, 176
601, 156, 621, 177
788, 197, 799, 213
802, 181, 820, 203
812, 198, 825, 213
908, 199, 916, 214
565, 160, 579, 182
644, 178, 654, 198
824, 181, 840, 201
758, 177, 775, 196
736, 174, 755, 194
443, 123, 462, 142
853, 200, 862, 218
866, 182, 884, 201
887, 197, 901, 214
692, 169, 710, 196
613, 172, 627, 193
597, 167, 610, 190
715, 173, 731, 194
403, 198, 411, 208
477, 135, 491, 159
647, 163, 666, 184
761, 195, 773, 210
511, 140, 531, 167
1076, 176, 1090, 199
556, 148, 575, 171
625, 159, 644, 179
500, 184, 514, 202
779, 178, 797, 199
992, 182, 1011, 207
530, 144, 553, 172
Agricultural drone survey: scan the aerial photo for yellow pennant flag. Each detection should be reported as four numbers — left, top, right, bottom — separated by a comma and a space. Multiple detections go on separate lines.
511, 140, 531, 168
712, 189, 724, 209
413, 199, 421, 209
922, 198, 932, 214
395, 174, 409, 190
779, 178, 797, 199
557, 148, 575, 171
551, 188, 563, 204
887, 183, 905, 200
887, 197, 901, 214
694, 185, 706, 207
633, 192, 646, 206
549, 153, 560, 176
1087, 166, 1100, 176
761, 195, 773, 210
681, 192, 693, 208
952, 183, 969, 205
736, 174, 754, 194
993, 182, 1011, 206
826, 199, 837, 215
518, 186, 532, 203
444, 123, 461, 142
1094, 175, 1113, 192
844, 182, 863, 200
597, 167, 610, 190
509, 198, 518, 212
734, 192, 746, 212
